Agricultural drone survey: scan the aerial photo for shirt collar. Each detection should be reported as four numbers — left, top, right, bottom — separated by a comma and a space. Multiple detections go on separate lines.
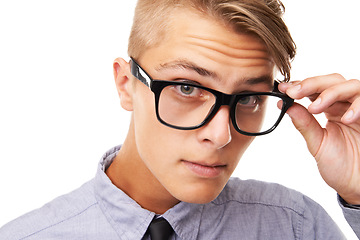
94, 145, 203, 240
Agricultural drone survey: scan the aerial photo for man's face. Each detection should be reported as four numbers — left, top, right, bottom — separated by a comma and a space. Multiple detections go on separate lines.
130, 9, 274, 204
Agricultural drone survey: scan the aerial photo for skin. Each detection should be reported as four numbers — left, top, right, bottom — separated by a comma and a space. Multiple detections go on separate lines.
279, 76, 360, 205
108, 8, 360, 214
107, 9, 275, 214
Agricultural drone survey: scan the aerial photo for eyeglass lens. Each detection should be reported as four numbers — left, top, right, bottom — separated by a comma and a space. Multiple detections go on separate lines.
234, 94, 281, 134
158, 84, 283, 134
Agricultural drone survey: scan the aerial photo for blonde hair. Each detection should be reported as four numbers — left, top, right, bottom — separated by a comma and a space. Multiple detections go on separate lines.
128, 0, 296, 82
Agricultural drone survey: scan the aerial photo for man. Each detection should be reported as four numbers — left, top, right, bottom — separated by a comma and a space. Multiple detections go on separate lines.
1, 0, 360, 239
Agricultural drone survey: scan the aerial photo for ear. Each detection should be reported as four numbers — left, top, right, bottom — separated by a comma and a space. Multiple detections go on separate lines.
113, 58, 134, 111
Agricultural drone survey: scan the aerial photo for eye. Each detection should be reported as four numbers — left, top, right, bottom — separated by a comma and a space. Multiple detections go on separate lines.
173, 84, 202, 97
180, 85, 195, 95
168, 84, 213, 103
238, 96, 259, 106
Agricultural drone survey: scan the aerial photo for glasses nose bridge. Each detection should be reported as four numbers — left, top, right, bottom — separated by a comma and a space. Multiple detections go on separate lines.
218, 92, 236, 107
208, 92, 236, 125
202, 92, 236, 135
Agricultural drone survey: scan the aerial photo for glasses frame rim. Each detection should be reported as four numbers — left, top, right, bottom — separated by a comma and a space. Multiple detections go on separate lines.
130, 57, 294, 136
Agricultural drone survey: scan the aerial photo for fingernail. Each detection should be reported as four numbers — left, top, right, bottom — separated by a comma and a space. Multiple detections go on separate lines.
343, 110, 354, 121
288, 84, 301, 95
312, 98, 322, 106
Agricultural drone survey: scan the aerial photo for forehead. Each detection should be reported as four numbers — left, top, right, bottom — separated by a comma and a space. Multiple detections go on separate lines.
140, 8, 274, 90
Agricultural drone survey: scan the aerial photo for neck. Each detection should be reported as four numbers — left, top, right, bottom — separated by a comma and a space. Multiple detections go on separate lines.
105, 121, 180, 214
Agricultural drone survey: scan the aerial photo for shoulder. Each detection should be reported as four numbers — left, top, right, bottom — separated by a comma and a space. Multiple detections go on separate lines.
213, 178, 337, 218
214, 178, 308, 213
216, 178, 306, 207
0, 180, 100, 240
205, 178, 344, 239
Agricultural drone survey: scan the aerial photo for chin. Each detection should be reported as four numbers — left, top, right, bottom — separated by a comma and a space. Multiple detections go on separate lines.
171, 183, 225, 204
181, 192, 221, 204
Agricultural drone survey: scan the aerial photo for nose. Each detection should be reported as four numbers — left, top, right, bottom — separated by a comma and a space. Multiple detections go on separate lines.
196, 106, 232, 149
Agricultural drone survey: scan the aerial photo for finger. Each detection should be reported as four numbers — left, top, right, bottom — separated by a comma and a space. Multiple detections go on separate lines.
279, 82, 320, 102
342, 97, 360, 124
286, 103, 324, 157
308, 79, 360, 114
278, 81, 301, 93
285, 73, 346, 100
323, 102, 350, 122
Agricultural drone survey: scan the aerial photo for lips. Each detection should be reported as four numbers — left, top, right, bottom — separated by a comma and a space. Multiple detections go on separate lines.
182, 160, 226, 178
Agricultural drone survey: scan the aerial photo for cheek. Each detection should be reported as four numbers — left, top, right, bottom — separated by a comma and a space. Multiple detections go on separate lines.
133, 94, 159, 156
226, 129, 256, 166
132, 91, 179, 171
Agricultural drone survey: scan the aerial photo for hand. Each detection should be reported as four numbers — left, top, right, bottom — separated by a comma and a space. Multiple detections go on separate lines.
279, 74, 360, 205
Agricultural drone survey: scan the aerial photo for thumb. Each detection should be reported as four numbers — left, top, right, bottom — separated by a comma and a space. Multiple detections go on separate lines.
286, 103, 324, 157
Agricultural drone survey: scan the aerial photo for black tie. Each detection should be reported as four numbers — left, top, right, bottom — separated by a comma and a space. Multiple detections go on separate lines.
148, 217, 174, 240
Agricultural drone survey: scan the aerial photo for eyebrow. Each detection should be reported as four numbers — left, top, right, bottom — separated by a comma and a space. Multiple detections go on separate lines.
155, 59, 273, 88
156, 60, 218, 79
243, 76, 274, 89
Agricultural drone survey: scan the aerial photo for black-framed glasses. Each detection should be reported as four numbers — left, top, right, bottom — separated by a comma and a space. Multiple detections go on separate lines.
130, 57, 294, 136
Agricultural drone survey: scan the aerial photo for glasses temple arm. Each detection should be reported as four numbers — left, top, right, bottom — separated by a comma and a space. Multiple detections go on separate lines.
130, 58, 151, 88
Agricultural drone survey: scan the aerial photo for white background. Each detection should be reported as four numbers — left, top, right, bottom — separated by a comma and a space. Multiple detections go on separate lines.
0, 1, 359, 239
